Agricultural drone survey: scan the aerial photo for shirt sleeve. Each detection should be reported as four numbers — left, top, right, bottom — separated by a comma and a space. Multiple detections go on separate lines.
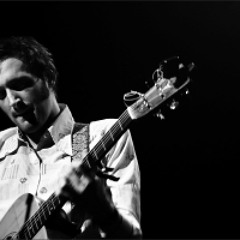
89, 119, 142, 237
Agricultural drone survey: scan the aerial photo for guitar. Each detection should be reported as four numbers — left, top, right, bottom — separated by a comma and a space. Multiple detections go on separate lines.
0, 56, 195, 240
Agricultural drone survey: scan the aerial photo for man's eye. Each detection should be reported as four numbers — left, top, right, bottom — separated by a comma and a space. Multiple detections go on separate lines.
11, 78, 35, 91
0, 89, 6, 100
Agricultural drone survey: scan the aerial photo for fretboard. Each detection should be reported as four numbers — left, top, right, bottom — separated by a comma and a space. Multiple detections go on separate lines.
18, 194, 66, 240
87, 109, 132, 166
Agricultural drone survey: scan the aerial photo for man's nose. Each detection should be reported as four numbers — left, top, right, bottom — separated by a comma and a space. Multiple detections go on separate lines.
6, 89, 21, 109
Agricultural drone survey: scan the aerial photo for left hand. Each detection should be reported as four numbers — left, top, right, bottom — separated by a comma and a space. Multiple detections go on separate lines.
57, 162, 117, 225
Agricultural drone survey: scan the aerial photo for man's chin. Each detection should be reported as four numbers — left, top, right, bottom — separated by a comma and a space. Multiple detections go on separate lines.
16, 117, 40, 134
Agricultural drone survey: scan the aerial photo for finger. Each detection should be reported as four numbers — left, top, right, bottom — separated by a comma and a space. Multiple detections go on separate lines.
61, 170, 93, 201
71, 161, 93, 178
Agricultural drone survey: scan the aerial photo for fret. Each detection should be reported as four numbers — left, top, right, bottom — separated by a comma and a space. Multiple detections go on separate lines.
109, 130, 115, 141
100, 139, 107, 151
52, 195, 57, 205
32, 217, 39, 237
22, 231, 30, 240
25, 228, 31, 240
49, 198, 55, 211
38, 212, 43, 225
18, 222, 30, 240
118, 119, 124, 131
51, 195, 58, 208
42, 204, 47, 220
46, 202, 51, 215
92, 149, 99, 161
28, 224, 34, 239
53, 195, 61, 209
34, 217, 39, 232
39, 202, 45, 224
49, 196, 56, 213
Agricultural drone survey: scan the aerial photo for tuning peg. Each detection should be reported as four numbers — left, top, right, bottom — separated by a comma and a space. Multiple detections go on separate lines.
155, 110, 165, 119
180, 88, 190, 97
169, 100, 179, 110
187, 62, 195, 72
123, 90, 143, 107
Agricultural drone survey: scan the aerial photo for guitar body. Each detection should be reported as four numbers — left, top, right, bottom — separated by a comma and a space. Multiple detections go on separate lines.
0, 193, 48, 239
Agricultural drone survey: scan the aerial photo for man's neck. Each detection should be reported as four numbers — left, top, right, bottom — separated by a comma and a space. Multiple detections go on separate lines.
27, 105, 62, 145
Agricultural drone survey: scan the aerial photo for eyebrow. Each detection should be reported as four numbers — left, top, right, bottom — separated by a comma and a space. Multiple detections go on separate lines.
0, 76, 35, 89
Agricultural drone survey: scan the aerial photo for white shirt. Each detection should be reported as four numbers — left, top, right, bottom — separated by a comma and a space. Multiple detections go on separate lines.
0, 104, 141, 236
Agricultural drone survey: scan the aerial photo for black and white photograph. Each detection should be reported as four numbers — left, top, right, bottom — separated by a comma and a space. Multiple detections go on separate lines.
0, 1, 239, 239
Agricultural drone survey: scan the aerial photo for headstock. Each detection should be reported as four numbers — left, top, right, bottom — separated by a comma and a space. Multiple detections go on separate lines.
124, 56, 195, 120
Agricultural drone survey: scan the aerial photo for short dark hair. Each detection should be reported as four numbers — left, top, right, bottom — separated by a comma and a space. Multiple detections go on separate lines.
0, 36, 58, 92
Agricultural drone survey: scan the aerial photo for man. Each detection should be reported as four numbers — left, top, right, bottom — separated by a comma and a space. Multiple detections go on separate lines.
0, 36, 141, 238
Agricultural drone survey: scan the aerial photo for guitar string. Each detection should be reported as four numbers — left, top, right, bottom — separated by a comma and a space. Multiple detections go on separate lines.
21, 195, 63, 239
87, 109, 131, 162
20, 108, 132, 238
19, 193, 60, 238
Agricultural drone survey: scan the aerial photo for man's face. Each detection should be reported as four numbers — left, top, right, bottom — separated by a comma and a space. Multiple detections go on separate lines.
0, 58, 55, 134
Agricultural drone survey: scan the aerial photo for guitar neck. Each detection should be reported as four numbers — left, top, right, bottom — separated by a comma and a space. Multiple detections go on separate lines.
17, 108, 133, 240
18, 193, 67, 240
86, 108, 133, 166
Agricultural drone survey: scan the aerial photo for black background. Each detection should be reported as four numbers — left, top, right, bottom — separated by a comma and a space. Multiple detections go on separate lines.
1, 1, 240, 238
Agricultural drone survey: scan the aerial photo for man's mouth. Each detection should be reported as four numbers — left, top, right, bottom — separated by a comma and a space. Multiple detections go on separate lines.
13, 107, 36, 123
13, 107, 32, 117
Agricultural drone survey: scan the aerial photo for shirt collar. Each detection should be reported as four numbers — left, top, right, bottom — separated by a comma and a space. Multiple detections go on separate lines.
49, 104, 74, 156
17, 104, 75, 155
49, 104, 75, 144
0, 104, 75, 158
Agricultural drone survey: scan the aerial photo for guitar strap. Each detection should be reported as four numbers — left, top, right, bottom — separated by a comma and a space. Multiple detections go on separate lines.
70, 122, 90, 225
71, 122, 90, 165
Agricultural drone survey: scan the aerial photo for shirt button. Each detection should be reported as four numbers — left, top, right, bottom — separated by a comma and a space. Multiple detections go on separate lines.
40, 187, 48, 194
10, 159, 15, 164
19, 177, 27, 183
